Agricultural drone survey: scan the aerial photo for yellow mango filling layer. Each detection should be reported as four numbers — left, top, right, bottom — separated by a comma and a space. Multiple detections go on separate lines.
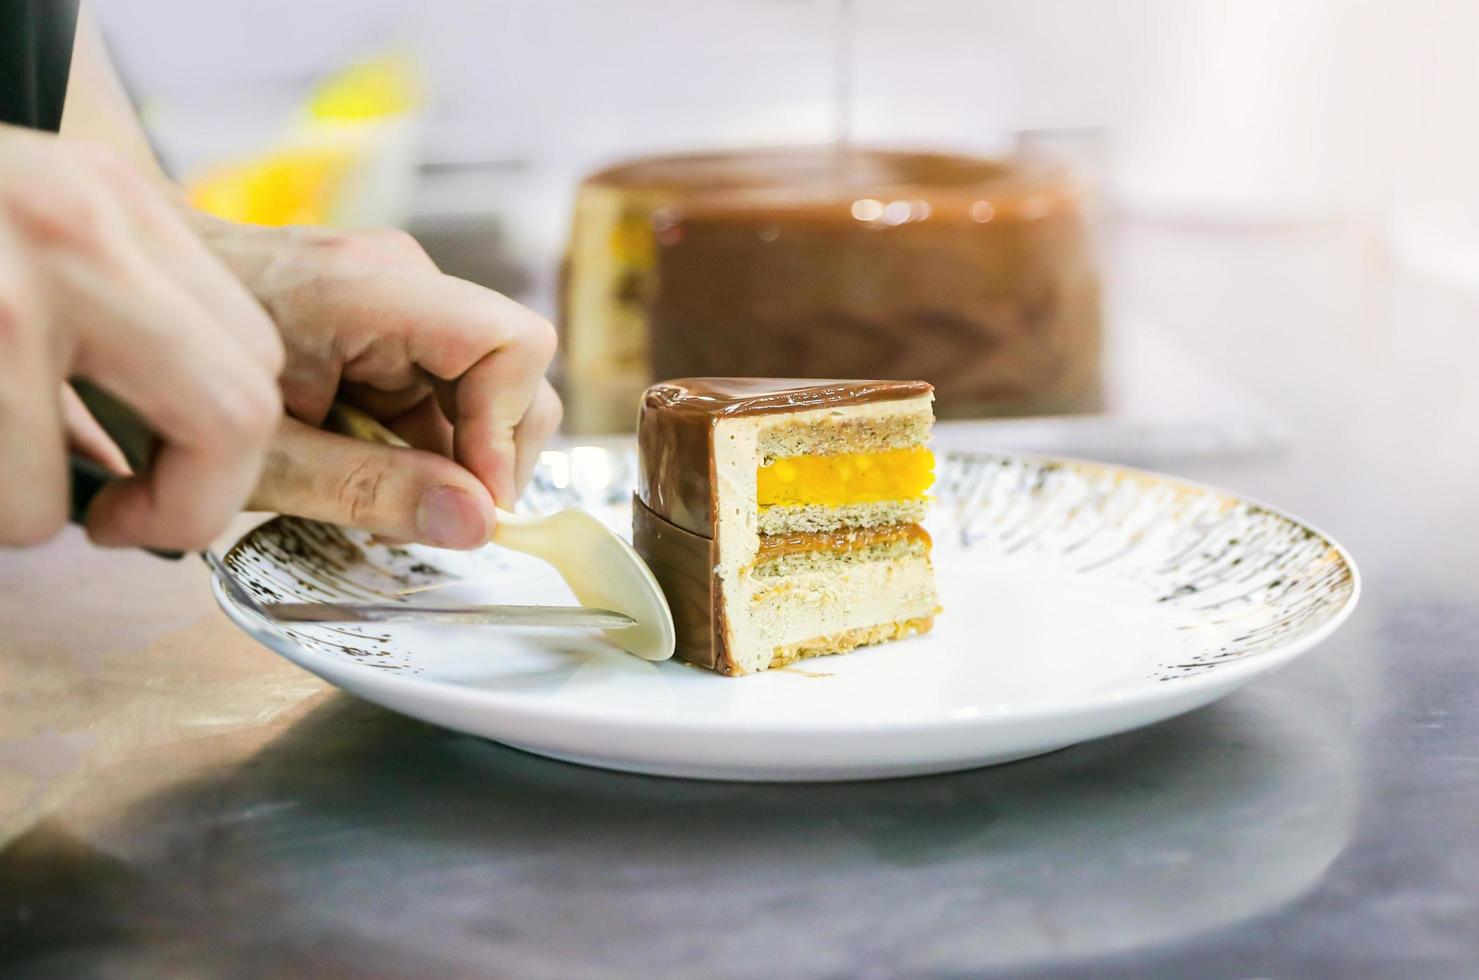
756, 447, 934, 507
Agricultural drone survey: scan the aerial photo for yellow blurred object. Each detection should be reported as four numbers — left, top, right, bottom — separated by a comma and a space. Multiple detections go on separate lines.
608, 212, 657, 270
309, 54, 421, 121
187, 148, 352, 226
185, 54, 422, 227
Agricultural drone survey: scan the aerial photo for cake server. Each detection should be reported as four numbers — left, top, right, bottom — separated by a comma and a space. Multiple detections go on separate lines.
198, 549, 635, 630
259, 602, 637, 629
326, 403, 676, 662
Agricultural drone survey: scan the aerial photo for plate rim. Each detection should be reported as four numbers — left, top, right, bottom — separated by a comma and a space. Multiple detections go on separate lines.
214, 448, 1362, 738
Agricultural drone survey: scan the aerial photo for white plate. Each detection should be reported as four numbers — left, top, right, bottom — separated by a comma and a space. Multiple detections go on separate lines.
216, 449, 1359, 781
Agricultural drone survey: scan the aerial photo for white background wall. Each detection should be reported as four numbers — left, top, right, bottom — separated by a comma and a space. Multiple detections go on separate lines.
95, 0, 1475, 278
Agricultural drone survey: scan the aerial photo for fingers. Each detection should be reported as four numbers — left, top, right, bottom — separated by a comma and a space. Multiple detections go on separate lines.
512, 380, 563, 494
278, 347, 340, 426
210, 223, 561, 517
250, 417, 496, 549
411, 283, 555, 507
0, 130, 284, 551
83, 368, 278, 550
431, 289, 556, 509
0, 390, 67, 546
342, 379, 553, 501
71, 269, 281, 550
306, 269, 556, 509
0, 292, 67, 546
60, 382, 129, 474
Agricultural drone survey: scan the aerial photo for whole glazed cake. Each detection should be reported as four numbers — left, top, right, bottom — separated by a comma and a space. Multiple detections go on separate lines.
562, 147, 1102, 433
632, 377, 940, 676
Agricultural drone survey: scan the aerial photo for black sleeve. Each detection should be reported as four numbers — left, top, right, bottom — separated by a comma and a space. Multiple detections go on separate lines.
0, 0, 82, 132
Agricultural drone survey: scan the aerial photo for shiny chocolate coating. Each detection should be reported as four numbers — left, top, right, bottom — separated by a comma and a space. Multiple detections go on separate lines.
631, 495, 731, 672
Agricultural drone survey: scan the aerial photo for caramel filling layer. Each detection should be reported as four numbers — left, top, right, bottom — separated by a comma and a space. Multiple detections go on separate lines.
755, 524, 932, 563
756, 447, 934, 508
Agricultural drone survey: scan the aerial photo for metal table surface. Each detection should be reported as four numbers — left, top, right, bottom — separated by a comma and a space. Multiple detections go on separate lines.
2, 223, 1476, 978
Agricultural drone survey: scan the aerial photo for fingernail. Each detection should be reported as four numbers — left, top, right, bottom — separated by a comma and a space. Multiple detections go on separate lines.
416, 486, 490, 549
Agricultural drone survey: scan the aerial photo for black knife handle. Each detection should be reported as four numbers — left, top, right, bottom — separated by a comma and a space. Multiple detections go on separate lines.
68, 453, 114, 526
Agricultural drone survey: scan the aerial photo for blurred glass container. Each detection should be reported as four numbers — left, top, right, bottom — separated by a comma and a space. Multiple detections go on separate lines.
559, 146, 1102, 433
182, 55, 423, 229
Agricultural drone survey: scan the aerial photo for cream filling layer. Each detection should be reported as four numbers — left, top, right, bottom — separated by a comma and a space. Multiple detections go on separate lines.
719, 554, 939, 675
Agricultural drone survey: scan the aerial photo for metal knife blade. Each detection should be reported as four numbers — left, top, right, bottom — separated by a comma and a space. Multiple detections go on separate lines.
260, 602, 637, 629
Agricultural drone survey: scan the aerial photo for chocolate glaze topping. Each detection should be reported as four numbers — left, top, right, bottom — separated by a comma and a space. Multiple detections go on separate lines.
644, 377, 934, 417
637, 377, 933, 537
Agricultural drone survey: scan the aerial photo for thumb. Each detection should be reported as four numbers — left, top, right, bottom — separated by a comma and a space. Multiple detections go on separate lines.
251, 417, 496, 549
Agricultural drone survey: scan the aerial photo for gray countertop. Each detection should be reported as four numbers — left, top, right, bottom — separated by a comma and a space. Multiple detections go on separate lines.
2, 223, 1476, 978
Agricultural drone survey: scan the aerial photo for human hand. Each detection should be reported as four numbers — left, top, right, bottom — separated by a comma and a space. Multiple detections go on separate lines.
0, 126, 284, 549
196, 220, 561, 549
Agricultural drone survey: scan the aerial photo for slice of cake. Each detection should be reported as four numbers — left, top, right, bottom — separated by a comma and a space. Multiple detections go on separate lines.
633, 378, 940, 675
